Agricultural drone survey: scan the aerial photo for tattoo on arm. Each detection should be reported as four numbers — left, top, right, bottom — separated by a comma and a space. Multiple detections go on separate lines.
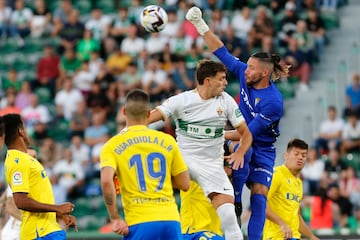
104, 195, 113, 205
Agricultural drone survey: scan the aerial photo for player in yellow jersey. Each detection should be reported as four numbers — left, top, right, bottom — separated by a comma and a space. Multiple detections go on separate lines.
100, 89, 190, 239
3, 114, 77, 240
181, 180, 225, 240
263, 139, 319, 240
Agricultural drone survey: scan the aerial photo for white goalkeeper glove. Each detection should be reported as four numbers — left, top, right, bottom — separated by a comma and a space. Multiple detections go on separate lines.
185, 7, 209, 36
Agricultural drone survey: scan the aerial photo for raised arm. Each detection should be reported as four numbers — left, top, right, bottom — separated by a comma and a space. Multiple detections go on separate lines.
185, 7, 224, 52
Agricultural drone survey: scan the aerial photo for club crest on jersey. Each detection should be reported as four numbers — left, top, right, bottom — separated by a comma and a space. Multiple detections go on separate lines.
255, 97, 260, 106
13, 171, 22, 185
216, 107, 224, 116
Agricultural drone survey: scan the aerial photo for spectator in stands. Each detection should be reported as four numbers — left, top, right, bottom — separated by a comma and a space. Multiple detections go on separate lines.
340, 111, 360, 155
84, 111, 109, 178
8, 0, 33, 44
58, 9, 84, 54
89, 50, 104, 77
85, 8, 111, 41
305, 8, 326, 60
0, 0, 12, 39
84, 111, 109, 148
278, 1, 299, 47
69, 100, 91, 138
21, 93, 51, 131
52, 0, 74, 36
230, 6, 253, 42
105, 47, 132, 77
15, 80, 32, 110
120, 24, 145, 58
52, 148, 85, 200
86, 81, 112, 114
117, 61, 142, 102
208, 8, 228, 37
128, 0, 144, 25
301, 147, 325, 195
221, 25, 249, 62
339, 166, 360, 202
0, 91, 21, 116
39, 137, 64, 169
168, 27, 193, 56
324, 148, 347, 183
110, 7, 131, 45
310, 183, 340, 229
35, 44, 59, 96
327, 183, 353, 228
72, 61, 96, 96
283, 37, 311, 91
141, 57, 173, 103
293, 20, 316, 64
1, 69, 21, 93
247, 5, 275, 50
314, 105, 345, 153
169, 56, 194, 92
321, 0, 338, 12
30, 0, 51, 38
344, 73, 360, 118
76, 29, 100, 61
160, 8, 181, 39
54, 76, 83, 121
59, 47, 82, 79
145, 32, 168, 55
69, 134, 90, 168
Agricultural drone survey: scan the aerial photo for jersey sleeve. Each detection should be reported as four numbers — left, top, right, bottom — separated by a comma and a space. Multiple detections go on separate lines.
8, 158, 30, 194
156, 94, 182, 120
213, 46, 247, 79
224, 93, 245, 128
248, 97, 283, 137
267, 167, 281, 200
100, 141, 117, 171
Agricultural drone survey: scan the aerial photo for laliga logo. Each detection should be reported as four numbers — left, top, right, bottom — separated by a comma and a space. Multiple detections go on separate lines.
13, 171, 22, 185
13, 172, 21, 181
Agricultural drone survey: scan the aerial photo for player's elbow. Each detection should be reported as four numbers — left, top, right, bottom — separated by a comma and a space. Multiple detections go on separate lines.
173, 171, 190, 192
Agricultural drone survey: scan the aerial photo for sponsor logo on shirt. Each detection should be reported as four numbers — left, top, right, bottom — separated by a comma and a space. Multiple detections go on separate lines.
13, 172, 22, 185
216, 107, 223, 116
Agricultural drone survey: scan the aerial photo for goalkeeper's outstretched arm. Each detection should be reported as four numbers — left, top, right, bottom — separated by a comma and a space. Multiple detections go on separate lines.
185, 6, 224, 52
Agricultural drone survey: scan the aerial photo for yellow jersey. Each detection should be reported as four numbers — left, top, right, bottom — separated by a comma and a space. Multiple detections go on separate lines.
4, 149, 62, 239
180, 181, 223, 236
263, 165, 302, 240
100, 125, 188, 226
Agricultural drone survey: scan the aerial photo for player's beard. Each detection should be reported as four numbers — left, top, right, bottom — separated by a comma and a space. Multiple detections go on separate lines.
246, 73, 263, 87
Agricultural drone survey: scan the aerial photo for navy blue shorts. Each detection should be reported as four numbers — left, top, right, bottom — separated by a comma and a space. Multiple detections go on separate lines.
35, 230, 66, 240
247, 145, 276, 189
124, 221, 182, 240
183, 231, 225, 240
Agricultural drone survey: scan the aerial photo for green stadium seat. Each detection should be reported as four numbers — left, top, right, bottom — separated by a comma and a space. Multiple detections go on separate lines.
34, 87, 52, 104
226, 81, 240, 98
95, 0, 116, 14
75, 0, 92, 15
276, 81, 295, 100
23, 37, 44, 54
0, 40, 19, 54
320, 11, 339, 29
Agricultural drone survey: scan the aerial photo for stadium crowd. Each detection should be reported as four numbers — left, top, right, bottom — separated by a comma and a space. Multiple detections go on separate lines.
0, 0, 358, 235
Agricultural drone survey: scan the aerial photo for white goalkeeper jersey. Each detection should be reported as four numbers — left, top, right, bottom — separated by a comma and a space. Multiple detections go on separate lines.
156, 89, 245, 169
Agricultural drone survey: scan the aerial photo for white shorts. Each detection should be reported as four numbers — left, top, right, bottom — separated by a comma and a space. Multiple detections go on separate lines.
186, 159, 234, 198
1, 216, 20, 240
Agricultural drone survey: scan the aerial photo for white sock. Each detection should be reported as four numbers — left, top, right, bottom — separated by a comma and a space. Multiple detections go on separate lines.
216, 203, 243, 240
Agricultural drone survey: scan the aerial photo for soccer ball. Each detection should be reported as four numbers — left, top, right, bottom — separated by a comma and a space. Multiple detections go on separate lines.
140, 5, 168, 33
